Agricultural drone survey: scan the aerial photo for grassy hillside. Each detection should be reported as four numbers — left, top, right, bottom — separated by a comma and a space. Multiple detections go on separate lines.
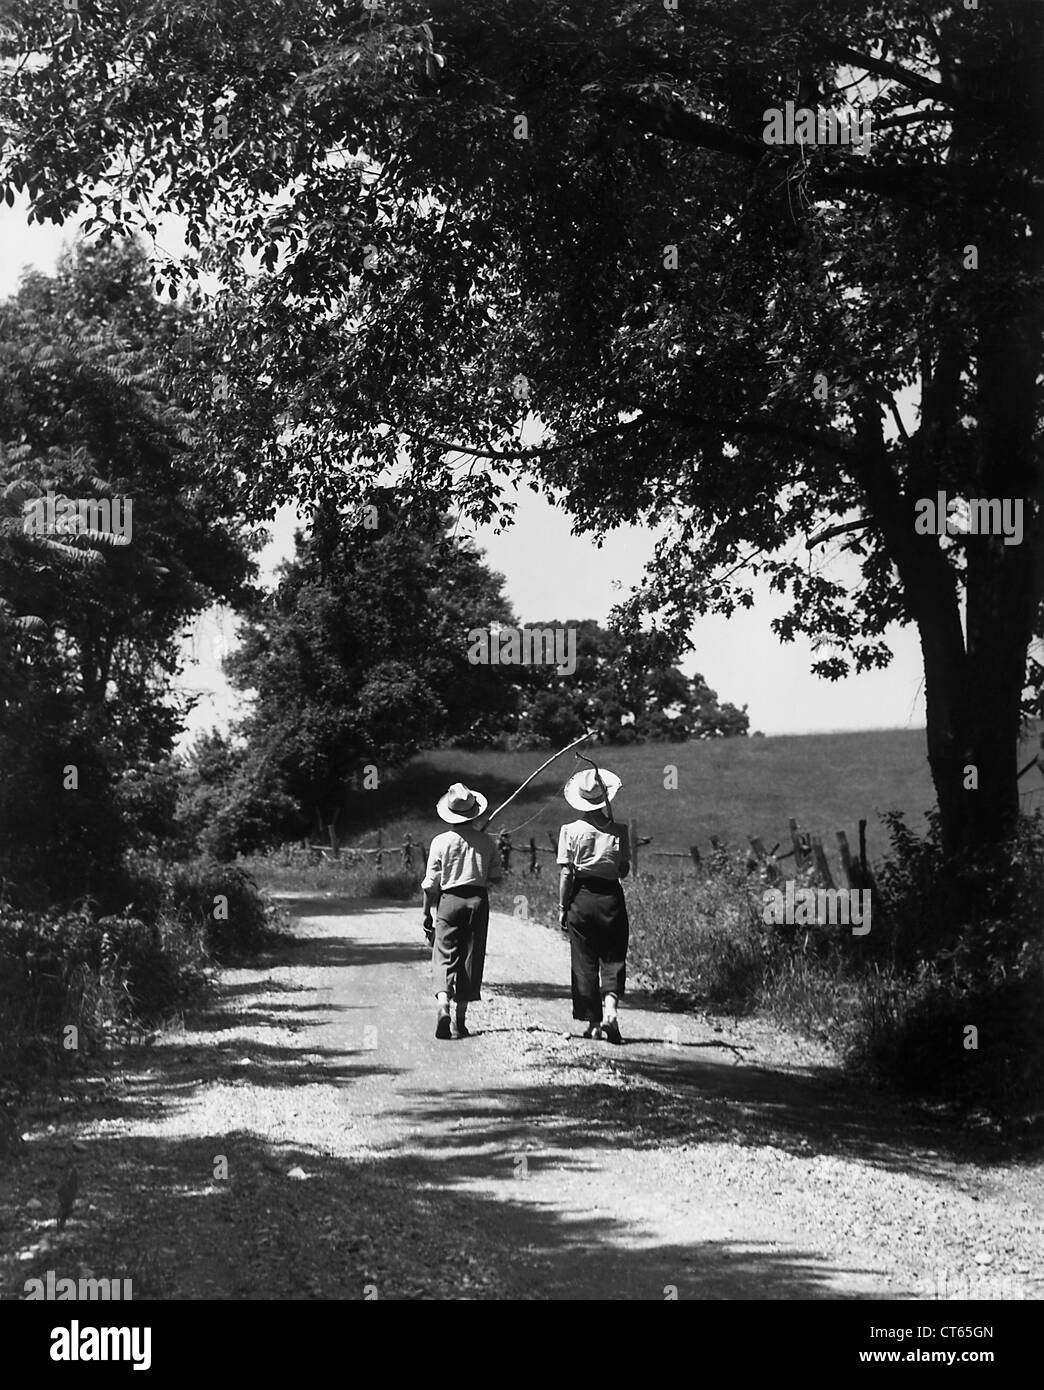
329, 725, 1044, 878
335, 727, 949, 874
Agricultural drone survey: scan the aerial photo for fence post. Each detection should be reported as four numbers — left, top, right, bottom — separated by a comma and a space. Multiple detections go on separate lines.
788, 818, 809, 872
376, 828, 383, 872
858, 819, 871, 886
529, 837, 539, 874
327, 811, 341, 857
629, 819, 638, 876
835, 830, 854, 887
748, 836, 769, 873
689, 844, 701, 871
810, 835, 834, 888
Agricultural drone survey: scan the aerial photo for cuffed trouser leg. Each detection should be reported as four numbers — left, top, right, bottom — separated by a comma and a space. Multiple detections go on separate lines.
566, 880, 629, 1021
569, 918, 603, 1022
432, 890, 489, 1002
599, 932, 628, 1000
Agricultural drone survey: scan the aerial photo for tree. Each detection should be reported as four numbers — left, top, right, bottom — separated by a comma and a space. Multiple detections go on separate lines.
512, 620, 748, 745
4, 1, 1040, 866
176, 729, 305, 861
223, 503, 515, 847
0, 240, 255, 901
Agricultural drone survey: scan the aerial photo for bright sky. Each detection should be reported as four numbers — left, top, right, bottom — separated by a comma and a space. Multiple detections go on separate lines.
1, 200, 929, 741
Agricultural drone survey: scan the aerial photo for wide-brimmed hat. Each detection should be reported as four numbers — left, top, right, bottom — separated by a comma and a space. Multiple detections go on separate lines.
563, 766, 622, 813
436, 782, 488, 824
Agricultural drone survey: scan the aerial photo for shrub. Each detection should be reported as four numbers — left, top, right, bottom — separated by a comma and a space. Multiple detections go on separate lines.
845, 813, 1044, 1115
159, 859, 279, 960
0, 851, 285, 1089
848, 959, 1044, 1113
369, 870, 422, 899
0, 903, 208, 1068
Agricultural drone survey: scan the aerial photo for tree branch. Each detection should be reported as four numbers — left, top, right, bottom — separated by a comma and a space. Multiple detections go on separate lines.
873, 109, 951, 131
387, 414, 647, 462
805, 518, 872, 549
645, 404, 857, 465
395, 403, 858, 472
809, 37, 1022, 128
603, 93, 1040, 223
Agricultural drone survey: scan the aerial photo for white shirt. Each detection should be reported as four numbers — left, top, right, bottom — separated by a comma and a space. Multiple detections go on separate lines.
423, 826, 502, 892
557, 818, 630, 880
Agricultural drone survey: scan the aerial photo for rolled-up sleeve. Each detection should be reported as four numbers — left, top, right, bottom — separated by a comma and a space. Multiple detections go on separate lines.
556, 825, 575, 867
486, 840, 502, 883
422, 839, 442, 891
617, 824, 631, 867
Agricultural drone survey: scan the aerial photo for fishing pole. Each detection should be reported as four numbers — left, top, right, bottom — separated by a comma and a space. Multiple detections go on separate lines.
573, 749, 615, 826
482, 729, 597, 829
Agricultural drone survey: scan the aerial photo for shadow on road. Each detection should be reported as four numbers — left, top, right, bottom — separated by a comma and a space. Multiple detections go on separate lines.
0, 908, 1027, 1302
1, 1125, 877, 1300
269, 894, 420, 920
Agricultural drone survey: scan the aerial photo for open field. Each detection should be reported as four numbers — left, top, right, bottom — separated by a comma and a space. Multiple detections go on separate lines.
333, 728, 937, 870
323, 725, 1044, 879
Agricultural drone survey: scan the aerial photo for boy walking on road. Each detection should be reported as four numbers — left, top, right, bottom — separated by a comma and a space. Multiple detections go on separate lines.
422, 783, 501, 1040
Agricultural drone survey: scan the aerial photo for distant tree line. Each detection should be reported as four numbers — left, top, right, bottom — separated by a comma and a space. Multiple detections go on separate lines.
180, 504, 748, 858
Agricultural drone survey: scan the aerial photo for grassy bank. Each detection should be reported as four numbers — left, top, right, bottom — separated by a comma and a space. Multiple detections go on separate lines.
325, 728, 945, 879
0, 857, 289, 1104
266, 725, 1044, 890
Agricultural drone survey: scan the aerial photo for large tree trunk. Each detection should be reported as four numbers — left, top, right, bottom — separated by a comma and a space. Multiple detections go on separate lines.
913, 354, 1041, 862
897, 14, 1044, 867
917, 559, 1031, 864
854, 365, 1039, 870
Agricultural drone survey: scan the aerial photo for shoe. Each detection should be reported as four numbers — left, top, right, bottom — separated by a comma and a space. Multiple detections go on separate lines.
582, 1022, 603, 1040
601, 1018, 623, 1044
435, 1013, 452, 1040
455, 1020, 470, 1039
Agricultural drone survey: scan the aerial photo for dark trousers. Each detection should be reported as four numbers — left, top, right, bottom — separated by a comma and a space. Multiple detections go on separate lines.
566, 878, 629, 1022
432, 887, 489, 1003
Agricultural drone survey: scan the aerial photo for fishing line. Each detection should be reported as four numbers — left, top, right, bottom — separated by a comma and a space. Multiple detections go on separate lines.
497, 748, 607, 835
500, 790, 562, 835
573, 749, 615, 825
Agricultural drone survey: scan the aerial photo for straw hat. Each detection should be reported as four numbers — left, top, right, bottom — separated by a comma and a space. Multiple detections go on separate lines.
563, 766, 622, 813
436, 782, 488, 824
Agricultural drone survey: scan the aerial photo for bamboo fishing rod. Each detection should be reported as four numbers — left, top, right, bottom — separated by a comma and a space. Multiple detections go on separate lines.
481, 729, 597, 829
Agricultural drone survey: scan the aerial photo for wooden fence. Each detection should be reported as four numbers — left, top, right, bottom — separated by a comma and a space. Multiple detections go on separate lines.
1018, 742, 1044, 815
302, 829, 424, 872
304, 815, 875, 889
306, 759, 1044, 887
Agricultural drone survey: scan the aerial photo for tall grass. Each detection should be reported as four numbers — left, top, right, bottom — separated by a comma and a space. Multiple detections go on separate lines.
491, 853, 864, 1029
239, 844, 424, 899
0, 856, 289, 1098
329, 728, 956, 881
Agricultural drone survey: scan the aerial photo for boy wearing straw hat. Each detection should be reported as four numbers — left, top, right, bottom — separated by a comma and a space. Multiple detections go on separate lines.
422, 783, 501, 1040
557, 765, 631, 1043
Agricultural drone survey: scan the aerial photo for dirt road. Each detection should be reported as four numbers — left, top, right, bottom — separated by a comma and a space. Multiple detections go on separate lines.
3, 896, 1041, 1300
